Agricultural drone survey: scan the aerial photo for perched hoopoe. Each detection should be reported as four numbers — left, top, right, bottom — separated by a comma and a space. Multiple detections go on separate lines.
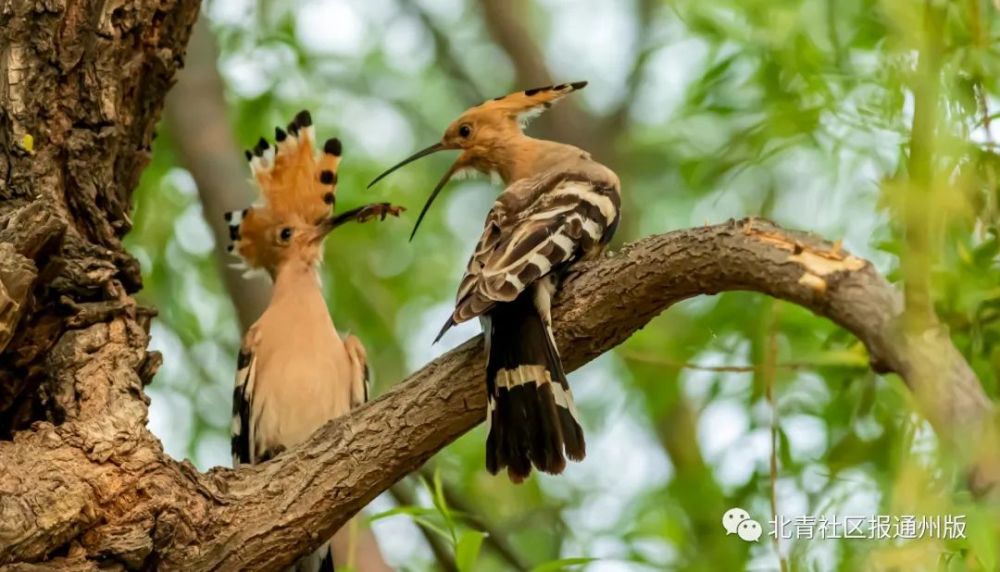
227, 110, 403, 571
369, 82, 621, 482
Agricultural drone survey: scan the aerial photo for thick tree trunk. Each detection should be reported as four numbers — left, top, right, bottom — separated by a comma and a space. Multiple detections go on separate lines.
0, 0, 199, 567
0, 0, 995, 570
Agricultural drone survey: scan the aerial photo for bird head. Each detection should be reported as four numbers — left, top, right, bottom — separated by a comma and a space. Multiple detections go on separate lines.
224, 110, 345, 278
368, 82, 587, 240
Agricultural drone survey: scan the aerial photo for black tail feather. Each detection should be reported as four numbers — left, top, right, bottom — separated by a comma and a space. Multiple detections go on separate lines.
485, 292, 585, 482
559, 406, 585, 461
319, 547, 335, 572
288, 538, 333, 572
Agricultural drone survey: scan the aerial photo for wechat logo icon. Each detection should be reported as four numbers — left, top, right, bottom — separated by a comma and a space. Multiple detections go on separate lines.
723, 507, 762, 542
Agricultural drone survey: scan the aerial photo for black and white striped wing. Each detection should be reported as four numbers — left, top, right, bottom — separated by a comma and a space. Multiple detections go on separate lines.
231, 343, 256, 467
449, 175, 620, 328
343, 334, 370, 408
449, 208, 504, 326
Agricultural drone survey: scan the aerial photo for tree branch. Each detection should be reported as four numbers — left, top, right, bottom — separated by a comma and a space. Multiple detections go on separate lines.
6, 219, 991, 568
399, 0, 485, 104
900, 0, 944, 333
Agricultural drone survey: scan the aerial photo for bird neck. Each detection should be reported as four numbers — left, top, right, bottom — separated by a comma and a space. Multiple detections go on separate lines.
269, 258, 328, 318
481, 136, 583, 185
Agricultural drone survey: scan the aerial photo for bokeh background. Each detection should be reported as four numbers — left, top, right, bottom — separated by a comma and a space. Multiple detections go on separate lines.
127, 0, 1000, 569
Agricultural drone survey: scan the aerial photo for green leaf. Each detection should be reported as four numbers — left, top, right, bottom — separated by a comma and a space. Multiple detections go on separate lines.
455, 530, 486, 572
430, 468, 457, 545
411, 516, 454, 544
966, 510, 997, 571
796, 348, 870, 368
367, 506, 439, 523
528, 557, 599, 572
367, 506, 455, 544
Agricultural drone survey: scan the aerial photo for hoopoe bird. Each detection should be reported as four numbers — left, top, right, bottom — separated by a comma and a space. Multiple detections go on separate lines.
369, 82, 621, 482
226, 110, 403, 571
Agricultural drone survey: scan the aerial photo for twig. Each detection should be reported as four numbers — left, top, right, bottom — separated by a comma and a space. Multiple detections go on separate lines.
764, 304, 788, 572
388, 481, 459, 572
969, 0, 994, 143
974, 111, 1000, 130
416, 467, 531, 571
901, 0, 944, 333
621, 351, 857, 372
975, 84, 993, 143
398, 0, 486, 103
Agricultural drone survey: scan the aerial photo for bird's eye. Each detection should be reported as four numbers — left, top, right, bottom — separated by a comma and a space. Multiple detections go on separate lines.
458, 124, 472, 138
279, 227, 293, 241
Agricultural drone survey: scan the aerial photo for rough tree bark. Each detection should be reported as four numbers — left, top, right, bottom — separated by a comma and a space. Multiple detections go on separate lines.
3, 212, 997, 568
0, 0, 199, 565
1, 1, 996, 571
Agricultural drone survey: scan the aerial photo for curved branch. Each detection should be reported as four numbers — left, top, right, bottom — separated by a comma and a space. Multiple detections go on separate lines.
3, 219, 994, 568
164, 218, 992, 568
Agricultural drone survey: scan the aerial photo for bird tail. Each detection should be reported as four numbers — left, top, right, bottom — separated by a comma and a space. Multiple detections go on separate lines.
484, 292, 585, 482
289, 540, 334, 572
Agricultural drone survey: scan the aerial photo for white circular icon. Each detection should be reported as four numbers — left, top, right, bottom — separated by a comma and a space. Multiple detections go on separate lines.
738, 519, 762, 542
722, 507, 751, 534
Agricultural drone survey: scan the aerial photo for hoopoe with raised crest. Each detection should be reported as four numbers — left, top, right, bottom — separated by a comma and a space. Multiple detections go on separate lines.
226, 110, 403, 571
369, 82, 621, 482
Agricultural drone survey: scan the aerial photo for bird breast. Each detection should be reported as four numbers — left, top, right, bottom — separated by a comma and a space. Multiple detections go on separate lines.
250, 292, 354, 454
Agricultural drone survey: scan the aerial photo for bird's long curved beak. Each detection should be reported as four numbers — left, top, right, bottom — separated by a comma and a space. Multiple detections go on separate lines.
367, 142, 463, 241
409, 161, 462, 241
367, 142, 446, 190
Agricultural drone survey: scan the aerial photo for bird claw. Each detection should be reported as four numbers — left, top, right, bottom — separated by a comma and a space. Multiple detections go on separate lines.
358, 203, 406, 222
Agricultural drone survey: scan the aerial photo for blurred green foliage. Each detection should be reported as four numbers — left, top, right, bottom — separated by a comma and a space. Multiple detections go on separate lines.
126, 0, 1000, 569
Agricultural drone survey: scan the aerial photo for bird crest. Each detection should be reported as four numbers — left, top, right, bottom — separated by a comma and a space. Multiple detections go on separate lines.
476, 81, 588, 128
224, 110, 343, 274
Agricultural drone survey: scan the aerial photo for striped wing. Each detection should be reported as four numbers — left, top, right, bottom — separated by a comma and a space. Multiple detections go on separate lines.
231, 343, 256, 466
447, 174, 620, 330
343, 334, 370, 407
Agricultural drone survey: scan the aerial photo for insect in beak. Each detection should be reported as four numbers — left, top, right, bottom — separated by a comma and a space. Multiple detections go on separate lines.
309, 218, 335, 244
